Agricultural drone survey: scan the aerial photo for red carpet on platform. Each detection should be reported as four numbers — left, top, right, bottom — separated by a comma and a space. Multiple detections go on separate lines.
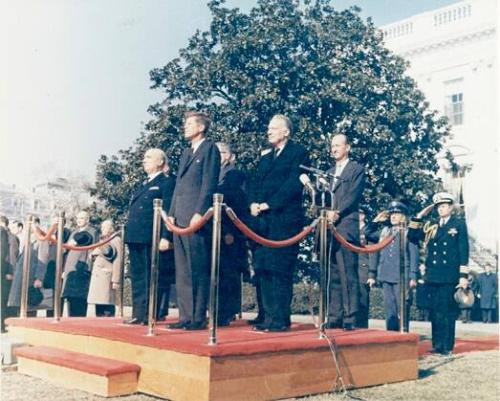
6, 317, 419, 357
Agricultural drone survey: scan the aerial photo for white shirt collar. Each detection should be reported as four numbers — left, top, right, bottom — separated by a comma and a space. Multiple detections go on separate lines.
148, 171, 162, 182
191, 137, 206, 153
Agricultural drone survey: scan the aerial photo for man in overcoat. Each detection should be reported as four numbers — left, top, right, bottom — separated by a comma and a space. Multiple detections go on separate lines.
168, 112, 220, 330
249, 114, 309, 332
124, 149, 175, 325
476, 263, 498, 323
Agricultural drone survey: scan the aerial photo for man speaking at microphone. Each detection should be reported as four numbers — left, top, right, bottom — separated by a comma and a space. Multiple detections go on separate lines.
249, 114, 309, 332
325, 134, 365, 330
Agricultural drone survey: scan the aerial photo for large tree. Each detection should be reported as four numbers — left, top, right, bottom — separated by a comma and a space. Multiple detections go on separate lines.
92, 0, 450, 227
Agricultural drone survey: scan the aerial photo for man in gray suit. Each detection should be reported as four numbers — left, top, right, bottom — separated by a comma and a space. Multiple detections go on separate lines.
168, 111, 220, 330
326, 134, 365, 330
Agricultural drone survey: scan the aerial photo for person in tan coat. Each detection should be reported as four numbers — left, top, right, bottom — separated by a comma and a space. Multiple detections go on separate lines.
87, 220, 122, 317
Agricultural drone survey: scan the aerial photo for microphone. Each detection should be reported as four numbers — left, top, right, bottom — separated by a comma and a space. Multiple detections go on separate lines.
299, 174, 315, 193
299, 174, 316, 209
318, 176, 330, 188
299, 165, 335, 178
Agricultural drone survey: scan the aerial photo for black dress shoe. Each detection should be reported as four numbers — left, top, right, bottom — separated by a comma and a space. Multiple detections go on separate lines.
248, 316, 265, 325
185, 321, 207, 331
124, 317, 145, 325
167, 321, 190, 329
343, 322, 356, 331
252, 323, 268, 331
265, 325, 290, 333
325, 322, 343, 329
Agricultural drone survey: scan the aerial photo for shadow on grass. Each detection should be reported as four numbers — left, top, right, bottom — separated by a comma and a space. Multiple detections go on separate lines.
419, 354, 464, 379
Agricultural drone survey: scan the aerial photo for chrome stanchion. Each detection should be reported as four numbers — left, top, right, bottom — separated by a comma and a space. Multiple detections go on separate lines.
116, 223, 126, 318
318, 209, 328, 338
208, 193, 223, 345
399, 220, 408, 333
19, 216, 34, 318
53, 211, 65, 322
147, 199, 162, 336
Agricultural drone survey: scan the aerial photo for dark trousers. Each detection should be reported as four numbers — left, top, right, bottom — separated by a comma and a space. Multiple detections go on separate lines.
460, 308, 472, 322
481, 309, 494, 323
127, 242, 152, 322
357, 282, 370, 328
259, 270, 293, 328
96, 304, 116, 317
428, 283, 457, 352
218, 262, 241, 324
66, 297, 87, 317
328, 242, 359, 325
382, 281, 411, 331
1, 279, 14, 332
157, 285, 171, 320
173, 232, 210, 324
253, 271, 265, 321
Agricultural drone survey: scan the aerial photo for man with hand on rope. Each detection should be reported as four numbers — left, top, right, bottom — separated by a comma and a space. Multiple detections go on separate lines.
325, 134, 365, 331
124, 149, 175, 325
408, 192, 469, 355
249, 114, 309, 332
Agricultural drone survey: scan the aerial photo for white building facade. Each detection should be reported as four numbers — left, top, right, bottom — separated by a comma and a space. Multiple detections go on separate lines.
381, 0, 497, 253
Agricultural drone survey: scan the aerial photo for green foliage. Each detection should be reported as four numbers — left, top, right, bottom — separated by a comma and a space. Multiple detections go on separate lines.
92, 0, 451, 280
93, 0, 449, 224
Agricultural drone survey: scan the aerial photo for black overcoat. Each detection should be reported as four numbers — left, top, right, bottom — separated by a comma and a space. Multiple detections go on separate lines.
249, 141, 309, 275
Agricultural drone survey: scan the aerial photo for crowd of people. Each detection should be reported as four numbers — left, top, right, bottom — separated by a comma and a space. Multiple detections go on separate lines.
1, 111, 497, 356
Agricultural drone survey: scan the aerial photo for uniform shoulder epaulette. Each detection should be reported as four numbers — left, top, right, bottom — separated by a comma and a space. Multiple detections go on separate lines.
261, 148, 272, 156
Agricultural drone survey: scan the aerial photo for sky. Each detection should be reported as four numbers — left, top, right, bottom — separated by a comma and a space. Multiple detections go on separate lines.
0, 0, 461, 190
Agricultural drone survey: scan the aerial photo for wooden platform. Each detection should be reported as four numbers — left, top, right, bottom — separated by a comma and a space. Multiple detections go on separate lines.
6, 317, 419, 401
15, 345, 140, 397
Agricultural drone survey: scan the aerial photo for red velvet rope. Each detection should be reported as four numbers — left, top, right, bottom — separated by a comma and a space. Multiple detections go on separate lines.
161, 209, 214, 236
331, 227, 396, 254
224, 207, 318, 248
34, 226, 120, 251
34, 224, 58, 241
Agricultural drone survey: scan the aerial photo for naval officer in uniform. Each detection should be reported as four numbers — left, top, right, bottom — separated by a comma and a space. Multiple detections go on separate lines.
408, 192, 469, 355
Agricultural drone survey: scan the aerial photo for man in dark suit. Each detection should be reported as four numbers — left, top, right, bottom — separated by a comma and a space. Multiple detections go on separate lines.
249, 114, 309, 332
215, 142, 249, 326
168, 112, 220, 330
408, 192, 469, 355
325, 134, 365, 330
124, 148, 175, 325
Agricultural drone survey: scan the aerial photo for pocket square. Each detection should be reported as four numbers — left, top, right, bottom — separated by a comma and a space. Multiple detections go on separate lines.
149, 186, 160, 190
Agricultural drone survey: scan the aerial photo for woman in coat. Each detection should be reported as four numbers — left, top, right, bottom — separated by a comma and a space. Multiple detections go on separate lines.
87, 220, 122, 317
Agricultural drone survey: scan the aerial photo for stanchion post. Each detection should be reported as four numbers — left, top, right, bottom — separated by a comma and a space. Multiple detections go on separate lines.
318, 209, 328, 338
147, 199, 162, 336
53, 211, 65, 322
19, 216, 34, 319
116, 223, 126, 318
208, 193, 223, 345
399, 220, 408, 333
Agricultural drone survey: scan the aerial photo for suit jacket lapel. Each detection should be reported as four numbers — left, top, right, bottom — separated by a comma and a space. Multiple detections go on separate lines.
179, 141, 207, 177
261, 142, 293, 179
130, 174, 161, 204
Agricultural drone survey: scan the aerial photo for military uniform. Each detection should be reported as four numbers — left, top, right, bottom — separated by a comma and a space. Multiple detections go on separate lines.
408, 193, 469, 354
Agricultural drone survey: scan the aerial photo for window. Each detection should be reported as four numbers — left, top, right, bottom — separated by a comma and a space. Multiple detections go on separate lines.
445, 93, 464, 125
444, 78, 464, 126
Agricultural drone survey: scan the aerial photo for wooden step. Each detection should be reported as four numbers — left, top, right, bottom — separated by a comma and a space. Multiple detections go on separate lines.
15, 345, 140, 397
